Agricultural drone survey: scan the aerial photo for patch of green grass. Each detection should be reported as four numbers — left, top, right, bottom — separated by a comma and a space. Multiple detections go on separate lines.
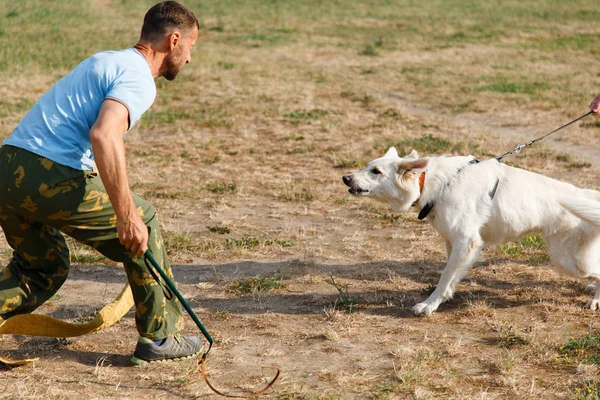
497, 325, 529, 349
377, 134, 453, 155
267, 239, 295, 247
381, 108, 403, 119
518, 233, 546, 250
212, 310, 232, 320
288, 146, 315, 154
145, 190, 182, 200
69, 241, 107, 263
359, 43, 378, 56
475, 77, 552, 97
567, 162, 592, 169
401, 66, 436, 75
340, 91, 375, 106
226, 236, 294, 249
140, 105, 232, 130
580, 120, 600, 129
226, 32, 295, 47
573, 381, 600, 400
533, 33, 600, 54
558, 333, 600, 365
203, 156, 221, 165
230, 275, 286, 294
0, 1, 128, 72
497, 233, 548, 264
206, 182, 237, 194
49, 293, 65, 302
283, 135, 305, 141
555, 153, 572, 162
421, 284, 436, 296
438, 24, 503, 45
334, 159, 359, 169
379, 213, 402, 224
217, 60, 235, 69
284, 109, 329, 120
325, 275, 359, 313
208, 225, 231, 234
163, 231, 199, 253
139, 109, 192, 129
226, 236, 259, 249
73, 314, 96, 324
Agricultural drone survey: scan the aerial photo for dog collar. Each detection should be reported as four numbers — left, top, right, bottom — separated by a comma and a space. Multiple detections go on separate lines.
417, 171, 433, 220
416, 158, 484, 221
419, 171, 426, 194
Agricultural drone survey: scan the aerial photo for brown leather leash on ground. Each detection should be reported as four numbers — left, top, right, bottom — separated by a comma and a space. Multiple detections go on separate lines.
200, 355, 281, 398
144, 252, 281, 398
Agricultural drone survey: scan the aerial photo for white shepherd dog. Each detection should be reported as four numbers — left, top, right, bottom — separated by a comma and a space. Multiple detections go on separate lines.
343, 147, 600, 316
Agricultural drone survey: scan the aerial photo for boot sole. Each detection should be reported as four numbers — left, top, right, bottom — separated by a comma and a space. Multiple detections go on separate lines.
130, 349, 203, 365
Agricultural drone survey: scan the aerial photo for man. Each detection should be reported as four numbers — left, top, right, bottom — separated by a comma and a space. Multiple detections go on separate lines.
0, 1, 202, 364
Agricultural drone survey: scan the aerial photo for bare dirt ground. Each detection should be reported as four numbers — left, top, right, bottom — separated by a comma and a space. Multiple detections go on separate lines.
2, 2, 600, 399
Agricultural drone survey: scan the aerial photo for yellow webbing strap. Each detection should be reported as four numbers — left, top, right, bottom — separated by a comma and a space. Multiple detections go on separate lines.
0, 283, 133, 366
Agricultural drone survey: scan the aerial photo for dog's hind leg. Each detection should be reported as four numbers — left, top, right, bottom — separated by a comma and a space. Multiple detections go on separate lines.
413, 236, 483, 316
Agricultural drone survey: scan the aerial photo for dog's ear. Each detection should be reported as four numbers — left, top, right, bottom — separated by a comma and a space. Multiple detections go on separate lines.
396, 158, 428, 174
384, 147, 399, 158
404, 149, 419, 160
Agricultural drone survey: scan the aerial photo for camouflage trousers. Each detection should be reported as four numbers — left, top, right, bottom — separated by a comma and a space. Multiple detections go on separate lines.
0, 145, 184, 340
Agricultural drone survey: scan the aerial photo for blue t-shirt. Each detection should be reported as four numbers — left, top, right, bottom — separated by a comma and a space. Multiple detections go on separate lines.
3, 48, 156, 170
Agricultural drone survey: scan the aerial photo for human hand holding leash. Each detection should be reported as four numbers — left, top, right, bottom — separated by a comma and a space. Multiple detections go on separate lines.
590, 93, 600, 114
118, 213, 148, 255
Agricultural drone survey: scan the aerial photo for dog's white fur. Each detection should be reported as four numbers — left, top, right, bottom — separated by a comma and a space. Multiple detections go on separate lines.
343, 147, 600, 316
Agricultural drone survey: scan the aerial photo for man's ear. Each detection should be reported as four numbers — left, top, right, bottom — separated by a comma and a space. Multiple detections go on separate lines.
396, 158, 428, 174
384, 147, 399, 158
168, 31, 181, 51
404, 149, 419, 160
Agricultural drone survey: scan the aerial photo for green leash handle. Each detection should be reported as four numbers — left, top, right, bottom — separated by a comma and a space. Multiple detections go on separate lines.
143, 252, 281, 398
143, 251, 213, 355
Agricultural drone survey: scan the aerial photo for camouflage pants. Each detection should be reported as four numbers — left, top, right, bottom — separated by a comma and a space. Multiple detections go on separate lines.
0, 145, 184, 340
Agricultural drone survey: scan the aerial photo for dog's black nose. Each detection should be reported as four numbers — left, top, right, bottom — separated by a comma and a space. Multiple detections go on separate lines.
342, 175, 352, 185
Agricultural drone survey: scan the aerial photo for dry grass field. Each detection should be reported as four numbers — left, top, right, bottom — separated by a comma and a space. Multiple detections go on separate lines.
1, 1, 600, 399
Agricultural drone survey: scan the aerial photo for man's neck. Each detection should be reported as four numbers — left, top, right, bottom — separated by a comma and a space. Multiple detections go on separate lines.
133, 43, 164, 78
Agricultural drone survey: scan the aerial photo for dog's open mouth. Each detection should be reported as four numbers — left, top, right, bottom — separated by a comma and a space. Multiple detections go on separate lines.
348, 188, 368, 195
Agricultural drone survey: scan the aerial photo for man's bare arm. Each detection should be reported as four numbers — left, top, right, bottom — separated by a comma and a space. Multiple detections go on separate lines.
90, 99, 148, 255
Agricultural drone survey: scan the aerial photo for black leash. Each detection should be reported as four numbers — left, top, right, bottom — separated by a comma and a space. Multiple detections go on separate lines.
416, 111, 593, 219
495, 110, 593, 162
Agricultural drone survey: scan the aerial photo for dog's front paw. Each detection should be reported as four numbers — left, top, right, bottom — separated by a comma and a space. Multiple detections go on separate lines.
412, 302, 436, 316
588, 299, 600, 311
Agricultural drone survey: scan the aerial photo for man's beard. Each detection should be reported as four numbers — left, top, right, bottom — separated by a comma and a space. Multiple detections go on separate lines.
163, 52, 183, 81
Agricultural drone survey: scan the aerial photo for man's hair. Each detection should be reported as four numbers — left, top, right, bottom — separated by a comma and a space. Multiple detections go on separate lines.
140, 1, 199, 42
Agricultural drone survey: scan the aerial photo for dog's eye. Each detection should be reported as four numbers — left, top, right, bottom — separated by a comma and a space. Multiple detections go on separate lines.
371, 168, 381, 175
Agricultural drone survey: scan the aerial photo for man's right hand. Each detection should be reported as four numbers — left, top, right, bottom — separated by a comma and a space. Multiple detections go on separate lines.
117, 212, 149, 255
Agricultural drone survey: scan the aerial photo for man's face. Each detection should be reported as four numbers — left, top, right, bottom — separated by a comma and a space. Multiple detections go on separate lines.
162, 26, 199, 81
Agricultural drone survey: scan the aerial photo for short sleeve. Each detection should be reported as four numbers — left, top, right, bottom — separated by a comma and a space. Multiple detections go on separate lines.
105, 69, 156, 130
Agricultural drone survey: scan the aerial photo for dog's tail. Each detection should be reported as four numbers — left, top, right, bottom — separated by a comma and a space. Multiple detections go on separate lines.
560, 197, 600, 228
